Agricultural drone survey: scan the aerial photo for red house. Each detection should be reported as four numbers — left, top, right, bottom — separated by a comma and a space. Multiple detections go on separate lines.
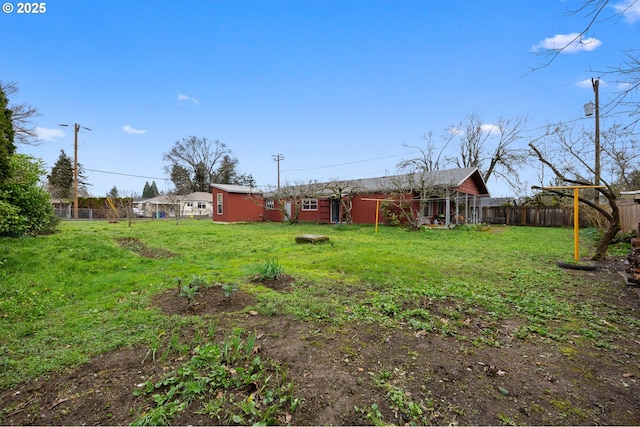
211, 167, 490, 226
210, 184, 264, 223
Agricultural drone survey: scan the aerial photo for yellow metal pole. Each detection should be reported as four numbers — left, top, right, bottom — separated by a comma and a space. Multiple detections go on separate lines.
573, 187, 580, 261
539, 185, 604, 261
375, 200, 380, 234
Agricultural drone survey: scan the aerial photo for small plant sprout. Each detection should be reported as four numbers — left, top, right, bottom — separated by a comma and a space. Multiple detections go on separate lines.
259, 259, 284, 281
221, 283, 239, 303
178, 275, 208, 308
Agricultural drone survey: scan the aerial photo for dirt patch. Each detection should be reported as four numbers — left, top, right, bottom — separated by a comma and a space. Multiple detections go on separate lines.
154, 283, 257, 316
1, 261, 640, 425
116, 237, 178, 259
250, 274, 296, 292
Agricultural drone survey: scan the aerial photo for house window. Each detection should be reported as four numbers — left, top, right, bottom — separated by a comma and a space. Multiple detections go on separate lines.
197, 201, 206, 209
186, 201, 193, 207
426, 198, 444, 217
216, 194, 223, 215
302, 198, 318, 211
266, 200, 275, 210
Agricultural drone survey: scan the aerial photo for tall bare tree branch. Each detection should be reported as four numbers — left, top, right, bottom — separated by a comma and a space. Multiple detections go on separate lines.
1, 81, 39, 145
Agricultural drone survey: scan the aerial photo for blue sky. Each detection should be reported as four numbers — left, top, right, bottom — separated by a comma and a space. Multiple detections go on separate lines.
2, 0, 638, 197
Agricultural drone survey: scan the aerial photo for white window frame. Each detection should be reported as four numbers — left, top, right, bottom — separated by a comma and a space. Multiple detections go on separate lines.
186, 201, 193, 207
216, 194, 223, 215
302, 198, 318, 211
266, 200, 275, 210
197, 201, 207, 209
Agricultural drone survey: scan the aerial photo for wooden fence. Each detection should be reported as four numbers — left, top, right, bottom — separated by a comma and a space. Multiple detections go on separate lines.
481, 206, 590, 227
618, 200, 640, 233
482, 202, 640, 232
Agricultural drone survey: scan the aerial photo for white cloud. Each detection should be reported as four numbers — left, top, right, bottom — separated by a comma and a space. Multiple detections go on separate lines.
612, 0, 640, 23
481, 124, 501, 136
576, 79, 607, 89
617, 82, 632, 90
531, 33, 602, 53
177, 93, 199, 104
122, 125, 147, 135
35, 127, 65, 142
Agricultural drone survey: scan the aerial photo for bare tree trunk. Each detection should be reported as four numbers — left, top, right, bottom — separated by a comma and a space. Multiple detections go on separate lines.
592, 199, 620, 261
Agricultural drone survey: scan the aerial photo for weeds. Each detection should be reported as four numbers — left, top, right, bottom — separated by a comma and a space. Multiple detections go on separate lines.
355, 368, 434, 425
132, 328, 298, 426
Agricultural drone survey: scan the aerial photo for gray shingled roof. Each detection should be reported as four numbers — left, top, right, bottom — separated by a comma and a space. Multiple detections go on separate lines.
348, 167, 484, 193
263, 167, 488, 197
211, 184, 261, 194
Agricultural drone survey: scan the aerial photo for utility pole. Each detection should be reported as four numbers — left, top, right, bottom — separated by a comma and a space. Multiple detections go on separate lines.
59, 123, 91, 219
272, 154, 284, 189
584, 78, 601, 204
593, 78, 601, 205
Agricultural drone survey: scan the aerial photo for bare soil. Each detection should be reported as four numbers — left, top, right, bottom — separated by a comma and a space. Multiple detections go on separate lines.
1, 263, 640, 425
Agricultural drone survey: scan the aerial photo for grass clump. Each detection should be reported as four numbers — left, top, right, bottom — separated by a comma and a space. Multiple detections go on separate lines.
259, 259, 284, 281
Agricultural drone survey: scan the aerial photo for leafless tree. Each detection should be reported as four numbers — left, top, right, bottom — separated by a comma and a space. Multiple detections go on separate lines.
397, 131, 454, 173
322, 178, 363, 224
381, 172, 455, 230
1, 81, 39, 145
265, 180, 324, 224
447, 113, 529, 194
400, 114, 529, 194
529, 121, 638, 260
164, 192, 183, 225
163, 136, 232, 193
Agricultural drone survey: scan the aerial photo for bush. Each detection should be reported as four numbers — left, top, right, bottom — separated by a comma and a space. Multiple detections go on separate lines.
0, 155, 58, 236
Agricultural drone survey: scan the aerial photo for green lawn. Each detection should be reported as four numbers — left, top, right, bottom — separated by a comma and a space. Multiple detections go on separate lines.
0, 220, 631, 390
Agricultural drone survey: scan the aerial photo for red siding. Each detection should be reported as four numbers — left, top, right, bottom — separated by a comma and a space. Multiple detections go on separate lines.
318, 199, 331, 224
351, 193, 385, 224
297, 208, 320, 223
455, 171, 486, 195
264, 207, 283, 222
212, 191, 264, 223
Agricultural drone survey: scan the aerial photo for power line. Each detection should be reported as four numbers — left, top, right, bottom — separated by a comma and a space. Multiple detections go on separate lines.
85, 168, 171, 181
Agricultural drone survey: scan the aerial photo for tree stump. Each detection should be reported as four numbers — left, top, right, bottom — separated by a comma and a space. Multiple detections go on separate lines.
295, 234, 329, 244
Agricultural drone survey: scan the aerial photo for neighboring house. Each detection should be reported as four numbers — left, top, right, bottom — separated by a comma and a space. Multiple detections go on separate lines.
211, 184, 264, 223
181, 192, 214, 217
51, 198, 72, 218
212, 167, 490, 226
134, 192, 214, 218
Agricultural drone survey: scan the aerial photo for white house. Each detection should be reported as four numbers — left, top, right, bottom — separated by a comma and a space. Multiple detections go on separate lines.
134, 192, 213, 218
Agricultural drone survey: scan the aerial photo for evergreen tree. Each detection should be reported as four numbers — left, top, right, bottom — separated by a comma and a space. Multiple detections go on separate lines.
0, 86, 16, 182
150, 180, 159, 197
107, 186, 119, 198
142, 181, 160, 198
47, 150, 74, 199
215, 155, 238, 184
142, 181, 152, 198
170, 164, 193, 195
